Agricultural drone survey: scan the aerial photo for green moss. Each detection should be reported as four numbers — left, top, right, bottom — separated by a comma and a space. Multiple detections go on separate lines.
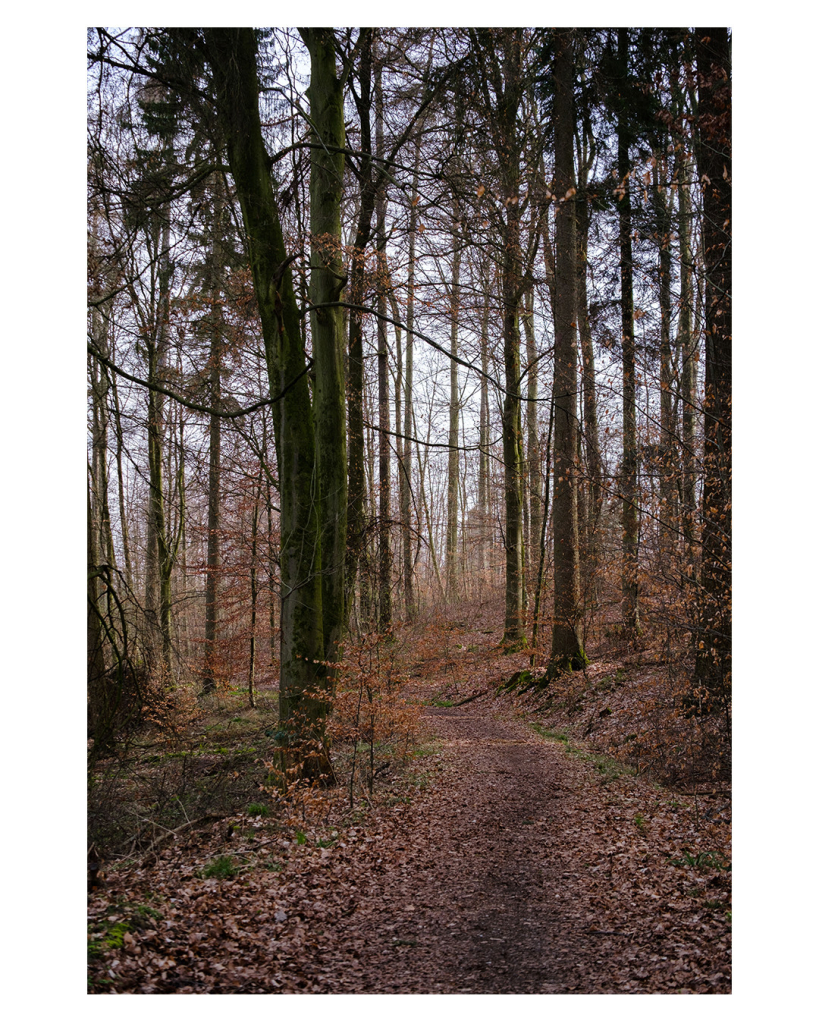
202, 855, 238, 879
503, 669, 534, 692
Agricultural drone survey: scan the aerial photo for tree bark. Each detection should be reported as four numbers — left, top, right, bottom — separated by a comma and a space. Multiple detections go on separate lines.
145, 206, 175, 679
677, 150, 697, 559
374, 52, 392, 632
204, 28, 330, 777
575, 191, 602, 584
478, 294, 491, 574
302, 27, 348, 661
345, 29, 376, 617
694, 27, 731, 704
446, 198, 462, 600
202, 184, 224, 695
472, 28, 526, 642
655, 161, 676, 555
401, 131, 421, 618
550, 29, 586, 669
618, 28, 641, 637
522, 288, 542, 585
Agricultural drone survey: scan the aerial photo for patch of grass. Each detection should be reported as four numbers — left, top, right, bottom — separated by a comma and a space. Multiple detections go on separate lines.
528, 722, 633, 783
669, 850, 731, 871
405, 767, 433, 791
202, 855, 238, 879
88, 901, 163, 961
529, 723, 568, 743
247, 802, 269, 816
634, 812, 646, 832
407, 741, 439, 759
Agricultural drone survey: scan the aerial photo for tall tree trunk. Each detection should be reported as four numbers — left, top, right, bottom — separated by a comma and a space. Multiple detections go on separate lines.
478, 292, 491, 572
374, 53, 392, 632
446, 199, 462, 600
694, 27, 731, 704
413, 404, 445, 603
522, 288, 542, 586
618, 28, 641, 637
265, 452, 278, 669
390, 288, 404, 615
550, 29, 586, 669
87, 481, 108, 743
345, 29, 376, 617
248, 474, 262, 709
678, 151, 697, 559
401, 131, 421, 618
109, 362, 134, 590
175, 413, 191, 662
145, 208, 175, 679
302, 28, 348, 661
89, 340, 115, 569
202, 186, 225, 695
575, 192, 602, 589
655, 161, 676, 555
490, 29, 526, 643
204, 28, 330, 778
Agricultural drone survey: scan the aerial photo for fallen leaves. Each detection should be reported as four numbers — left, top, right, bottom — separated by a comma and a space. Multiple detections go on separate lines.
88, 603, 730, 994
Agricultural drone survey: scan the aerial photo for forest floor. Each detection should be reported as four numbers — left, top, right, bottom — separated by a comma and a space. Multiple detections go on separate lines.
87, 600, 731, 994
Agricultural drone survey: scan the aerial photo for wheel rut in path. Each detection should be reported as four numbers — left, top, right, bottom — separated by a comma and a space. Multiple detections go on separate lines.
307, 702, 615, 993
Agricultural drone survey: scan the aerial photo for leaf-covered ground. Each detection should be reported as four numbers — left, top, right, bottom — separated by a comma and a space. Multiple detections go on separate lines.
88, 605, 730, 993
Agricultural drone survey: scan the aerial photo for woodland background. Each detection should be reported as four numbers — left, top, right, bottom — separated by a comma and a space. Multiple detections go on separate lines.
85, 26, 732, 761
2, 11, 814, 1013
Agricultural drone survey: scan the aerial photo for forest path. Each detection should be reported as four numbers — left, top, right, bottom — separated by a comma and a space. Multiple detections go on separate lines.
89, 660, 730, 993
301, 700, 626, 993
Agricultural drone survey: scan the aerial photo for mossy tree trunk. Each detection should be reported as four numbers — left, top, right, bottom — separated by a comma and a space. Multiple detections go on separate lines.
204, 28, 332, 778
302, 28, 348, 663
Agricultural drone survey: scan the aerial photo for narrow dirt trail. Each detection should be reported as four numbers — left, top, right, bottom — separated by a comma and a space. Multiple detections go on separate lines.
89, 679, 730, 993
321, 705, 599, 993
291, 698, 726, 994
